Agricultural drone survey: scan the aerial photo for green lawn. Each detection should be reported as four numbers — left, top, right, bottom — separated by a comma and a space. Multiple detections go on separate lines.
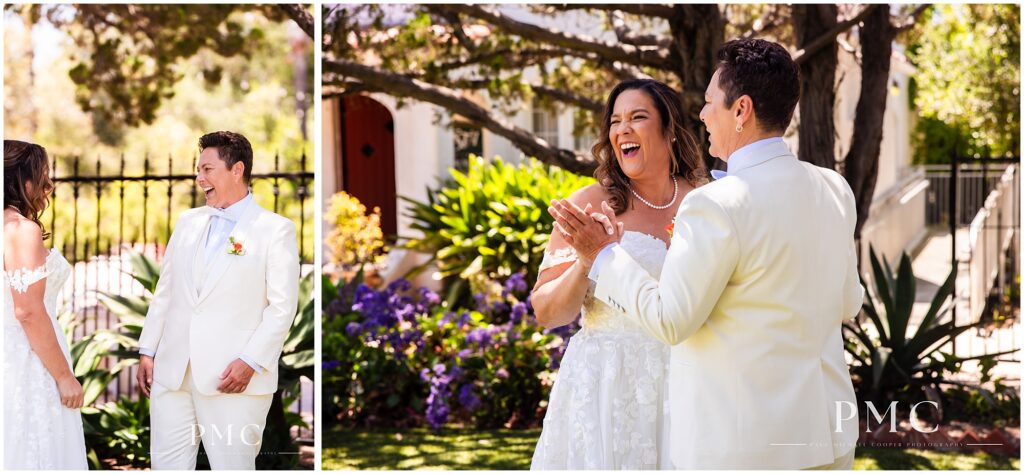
323, 427, 1021, 470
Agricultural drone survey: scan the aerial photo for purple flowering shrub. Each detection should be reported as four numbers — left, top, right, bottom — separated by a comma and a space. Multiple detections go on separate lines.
323, 270, 578, 429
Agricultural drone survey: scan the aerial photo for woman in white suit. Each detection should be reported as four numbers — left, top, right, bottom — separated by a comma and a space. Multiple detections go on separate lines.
137, 131, 299, 470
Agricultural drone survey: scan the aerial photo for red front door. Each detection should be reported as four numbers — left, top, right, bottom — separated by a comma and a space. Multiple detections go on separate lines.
340, 95, 397, 238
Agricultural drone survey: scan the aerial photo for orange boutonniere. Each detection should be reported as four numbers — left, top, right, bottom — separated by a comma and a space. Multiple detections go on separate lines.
227, 236, 246, 256
665, 222, 675, 238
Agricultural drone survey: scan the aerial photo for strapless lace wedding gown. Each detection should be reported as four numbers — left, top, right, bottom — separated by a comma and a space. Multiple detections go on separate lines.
3, 249, 88, 469
531, 232, 672, 470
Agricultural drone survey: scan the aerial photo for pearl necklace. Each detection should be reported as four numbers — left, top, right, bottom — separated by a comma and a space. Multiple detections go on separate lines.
629, 176, 678, 210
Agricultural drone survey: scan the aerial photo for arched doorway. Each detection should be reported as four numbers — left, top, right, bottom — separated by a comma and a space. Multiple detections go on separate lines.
339, 94, 397, 238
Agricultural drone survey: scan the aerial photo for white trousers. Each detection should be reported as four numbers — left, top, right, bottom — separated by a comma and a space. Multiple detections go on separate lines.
150, 364, 273, 470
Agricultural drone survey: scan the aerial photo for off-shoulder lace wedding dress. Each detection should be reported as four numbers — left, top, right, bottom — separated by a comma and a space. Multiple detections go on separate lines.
531, 232, 672, 470
4, 249, 88, 469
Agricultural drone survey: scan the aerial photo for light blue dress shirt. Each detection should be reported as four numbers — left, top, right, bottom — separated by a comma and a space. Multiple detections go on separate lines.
140, 192, 263, 373
588, 137, 786, 282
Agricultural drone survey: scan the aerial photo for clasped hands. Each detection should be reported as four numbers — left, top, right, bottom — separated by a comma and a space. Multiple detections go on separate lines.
137, 355, 255, 396
547, 199, 624, 269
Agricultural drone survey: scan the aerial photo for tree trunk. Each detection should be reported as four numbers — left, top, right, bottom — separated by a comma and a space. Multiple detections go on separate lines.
843, 6, 895, 242
668, 4, 725, 171
793, 4, 839, 169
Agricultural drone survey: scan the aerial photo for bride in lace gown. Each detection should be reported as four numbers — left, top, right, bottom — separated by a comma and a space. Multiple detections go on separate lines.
4, 140, 88, 470
530, 80, 706, 469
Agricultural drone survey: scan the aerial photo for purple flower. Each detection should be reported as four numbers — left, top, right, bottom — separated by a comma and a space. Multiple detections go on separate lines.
457, 311, 472, 327
457, 349, 473, 359
504, 272, 528, 295
458, 384, 481, 410
465, 328, 492, 347
344, 322, 361, 336
491, 301, 510, 314
440, 311, 455, 325
496, 368, 509, 379
510, 302, 528, 324
387, 279, 412, 293
474, 293, 489, 313
420, 368, 431, 382
419, 287, 441, 306
322, 360, 341, 370
425, 386, 450, 429
425, 367, 453, 429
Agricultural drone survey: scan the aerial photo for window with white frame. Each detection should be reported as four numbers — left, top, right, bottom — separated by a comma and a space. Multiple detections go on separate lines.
531, 98, 559, 148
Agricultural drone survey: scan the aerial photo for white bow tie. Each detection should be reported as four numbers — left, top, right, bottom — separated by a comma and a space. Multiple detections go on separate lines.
205, 206, 237, 223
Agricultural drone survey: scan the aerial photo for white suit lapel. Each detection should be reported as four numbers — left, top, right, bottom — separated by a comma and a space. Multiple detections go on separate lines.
195, 201, 261, 305
181, 213, 213, 307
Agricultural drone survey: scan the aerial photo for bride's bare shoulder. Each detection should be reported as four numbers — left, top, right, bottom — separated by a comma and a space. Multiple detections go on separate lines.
565, 183, 611, 209
3, 211, 43, 248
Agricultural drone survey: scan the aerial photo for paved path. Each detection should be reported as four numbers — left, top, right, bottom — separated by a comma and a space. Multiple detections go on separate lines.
907, 230, 1019, 387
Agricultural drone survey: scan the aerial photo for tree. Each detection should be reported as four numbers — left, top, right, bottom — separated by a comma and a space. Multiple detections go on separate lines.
907, 4, 1020, 164
324, 4, 930, 241
4, 4, 314, 139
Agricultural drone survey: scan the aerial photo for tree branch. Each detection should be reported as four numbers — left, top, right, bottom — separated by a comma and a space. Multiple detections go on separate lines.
549, 4, 678, 20
436, 9, 479, 53
443, 79, 605, 113
430, 46, 595, 73
531, 84, 604, 113
278, 4, 313, 40
436, 4, 676, 71
894, 4, 931, 32
608, 10, 673, 48
326, 58, 597, 174
793, 4, 880, 65
742, 5, 787, 39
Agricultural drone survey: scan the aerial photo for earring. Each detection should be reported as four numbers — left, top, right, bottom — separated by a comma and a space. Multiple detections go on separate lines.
735, 123, 743, 133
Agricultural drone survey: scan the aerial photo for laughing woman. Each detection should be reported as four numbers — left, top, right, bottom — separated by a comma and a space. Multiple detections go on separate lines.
529, 80, 707, 469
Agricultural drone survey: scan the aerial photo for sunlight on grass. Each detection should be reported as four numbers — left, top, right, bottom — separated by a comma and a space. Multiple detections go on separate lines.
323, 427, 1020, 471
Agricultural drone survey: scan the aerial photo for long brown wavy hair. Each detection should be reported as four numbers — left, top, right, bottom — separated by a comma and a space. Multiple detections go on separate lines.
592, 79, 707, 215
4, 140, 54, 239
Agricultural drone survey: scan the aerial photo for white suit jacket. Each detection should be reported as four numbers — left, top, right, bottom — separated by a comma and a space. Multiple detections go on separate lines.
138, 201, 299, 396
594, 140, 862, 469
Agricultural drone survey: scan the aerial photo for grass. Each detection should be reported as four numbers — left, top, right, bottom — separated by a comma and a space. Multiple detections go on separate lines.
323, 427, 1021, 470
323, 427, 541, 470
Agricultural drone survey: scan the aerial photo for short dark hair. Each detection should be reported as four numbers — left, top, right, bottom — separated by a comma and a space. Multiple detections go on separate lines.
199, 131, 253, 183
716, 38, 801, 133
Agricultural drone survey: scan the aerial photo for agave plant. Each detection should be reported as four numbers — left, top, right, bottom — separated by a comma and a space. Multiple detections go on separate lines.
402, 154, 594, 304
70, 249, 314, 469
843, 247, 1018, 415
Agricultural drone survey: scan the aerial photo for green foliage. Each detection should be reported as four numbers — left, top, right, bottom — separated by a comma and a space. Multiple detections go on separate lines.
322, 270, 575, 431
81, 396, 151, 469
942, 382, 1021, 425
5, 5, 314, 263
71, 249, 313, 468
262, 268, 316, 470
8, 4, 310, 134
908, 4, 1020, 163
843, 248, 1019, 418
402, 155, 594, 305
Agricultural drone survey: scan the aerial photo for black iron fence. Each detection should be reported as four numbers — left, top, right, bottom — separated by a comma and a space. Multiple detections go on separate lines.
924, 162, 1018, 227
923, 162, 1020, 362
45, 151, 315, 442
